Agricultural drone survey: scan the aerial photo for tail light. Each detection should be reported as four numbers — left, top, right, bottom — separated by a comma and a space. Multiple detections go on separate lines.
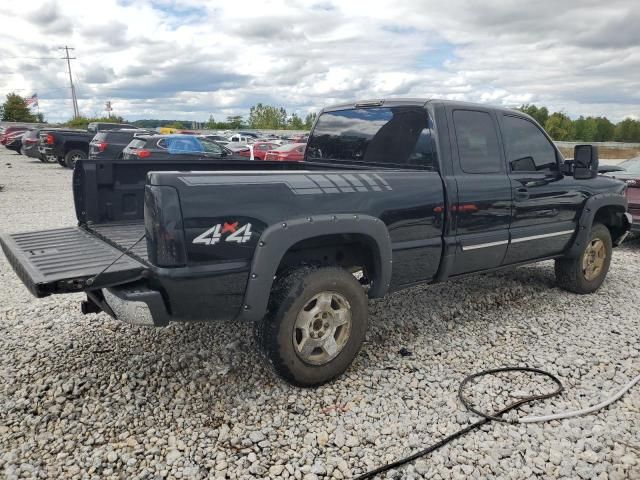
144, 185, 186, 267
97, 142, 108, 152
238, 149, 251, 157
137, 149, 151, 158
46, 134, 54, 145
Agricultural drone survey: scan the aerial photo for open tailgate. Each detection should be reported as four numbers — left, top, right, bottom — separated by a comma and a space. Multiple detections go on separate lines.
0, 227, 146, 297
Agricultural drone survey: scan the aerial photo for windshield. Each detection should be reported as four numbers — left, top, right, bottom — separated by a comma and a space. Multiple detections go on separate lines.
618, 158, 640, 174
165, 136, 204, 154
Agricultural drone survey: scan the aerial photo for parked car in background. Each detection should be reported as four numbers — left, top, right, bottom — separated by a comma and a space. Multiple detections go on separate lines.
2, 130, 27, 153
251, 142, 279, 160
20, 129, 44, 160
40, 122, 137, 168
201, 134, 229, 145
122, 135, 246, 161
605, 157, 640, 233
228, 134, 255, 145
89, 129, 151, 160
263, 143, 306, 161
0, 126, 28, 145
1, 127, 28, 151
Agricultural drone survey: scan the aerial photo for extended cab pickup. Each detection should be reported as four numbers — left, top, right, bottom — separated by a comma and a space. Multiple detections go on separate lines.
1, 99, 632, 386
39, 122, 137, 168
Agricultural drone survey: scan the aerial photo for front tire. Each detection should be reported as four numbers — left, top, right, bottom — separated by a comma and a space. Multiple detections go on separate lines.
555, 223, 612, 294
256, 266, 368, 387
64, 149, 86, 168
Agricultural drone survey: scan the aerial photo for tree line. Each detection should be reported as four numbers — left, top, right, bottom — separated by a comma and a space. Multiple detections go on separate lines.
517, 104, 640, 143
3, 92, 638, 141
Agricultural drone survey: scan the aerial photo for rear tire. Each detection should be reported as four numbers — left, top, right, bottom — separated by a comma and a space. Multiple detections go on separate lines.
256, 266, 368, 387
64, 149, 86, 168
555, 223, 612, 294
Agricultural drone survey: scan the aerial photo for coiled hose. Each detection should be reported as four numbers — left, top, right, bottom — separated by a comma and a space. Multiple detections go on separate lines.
355, 367, 639, 479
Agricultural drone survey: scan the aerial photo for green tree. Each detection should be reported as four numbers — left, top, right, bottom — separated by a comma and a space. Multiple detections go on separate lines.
288, 113, 304, 130
1, 93, 37, 122
205, 115, 216, 129
593, 117, 615, 142
165, 121, 185, 129
304, 112, 317, 129
226, 115, 245, 129
573, 116, 597, 142
614, 118, 640, 142
544, 112, 574, 140
248, 104, 287, 129
66, 115, 125, 129
517, 104, 549, 127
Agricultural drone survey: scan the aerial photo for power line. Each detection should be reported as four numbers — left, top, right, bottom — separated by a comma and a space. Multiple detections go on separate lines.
59, 46, 79, 118
0, 56, 60, 60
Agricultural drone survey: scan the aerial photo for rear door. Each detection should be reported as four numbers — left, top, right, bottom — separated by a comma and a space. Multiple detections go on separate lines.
447, 107, 512, 275
498, 114, 579, 263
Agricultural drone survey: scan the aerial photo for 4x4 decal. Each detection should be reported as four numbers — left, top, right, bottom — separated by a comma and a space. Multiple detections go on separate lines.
193, 222, 253, 245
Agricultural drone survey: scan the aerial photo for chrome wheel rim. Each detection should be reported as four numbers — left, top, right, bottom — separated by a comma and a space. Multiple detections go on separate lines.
293, 291, 352, 365
582, 238, 606, 281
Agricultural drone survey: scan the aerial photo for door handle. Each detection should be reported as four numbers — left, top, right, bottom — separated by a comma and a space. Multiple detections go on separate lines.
515, 187, 529, 200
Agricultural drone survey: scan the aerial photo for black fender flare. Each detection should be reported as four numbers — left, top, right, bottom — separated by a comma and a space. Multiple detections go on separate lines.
239, 214, 392, 322
566, 193, 629, 257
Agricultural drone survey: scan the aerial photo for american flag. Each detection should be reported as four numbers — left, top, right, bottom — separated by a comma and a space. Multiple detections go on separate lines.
25, 93, 38, 107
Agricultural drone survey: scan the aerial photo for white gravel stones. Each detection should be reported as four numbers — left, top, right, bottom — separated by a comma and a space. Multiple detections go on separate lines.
0, 151, 639, 479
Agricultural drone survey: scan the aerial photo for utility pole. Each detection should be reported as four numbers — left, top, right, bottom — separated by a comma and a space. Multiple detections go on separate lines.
59, 46, 79, 118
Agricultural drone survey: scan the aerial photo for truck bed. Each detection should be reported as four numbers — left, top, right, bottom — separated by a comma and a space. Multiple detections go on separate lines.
0, 225, 146, 298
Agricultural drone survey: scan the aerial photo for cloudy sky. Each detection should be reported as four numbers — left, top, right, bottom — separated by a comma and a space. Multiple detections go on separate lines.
0, 0, 638, 123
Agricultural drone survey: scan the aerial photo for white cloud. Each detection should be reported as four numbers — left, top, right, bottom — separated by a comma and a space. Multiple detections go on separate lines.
0, 0, 638, 122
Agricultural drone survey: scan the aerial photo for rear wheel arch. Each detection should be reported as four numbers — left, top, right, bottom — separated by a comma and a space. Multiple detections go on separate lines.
240, 214, 392, 323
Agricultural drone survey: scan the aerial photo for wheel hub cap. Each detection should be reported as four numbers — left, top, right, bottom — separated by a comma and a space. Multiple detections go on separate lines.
582, 238, 606, 281
293, 291, 352, 365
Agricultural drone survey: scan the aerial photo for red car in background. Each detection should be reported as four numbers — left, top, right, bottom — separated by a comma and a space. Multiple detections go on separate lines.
252, 142, 279, 160
0, 126, 28, 145
264, 143, 306, 161
605, 157, 640, 233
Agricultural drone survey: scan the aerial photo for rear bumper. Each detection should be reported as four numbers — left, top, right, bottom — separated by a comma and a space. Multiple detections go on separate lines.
102, 284, 171, 326
97, 265, 248, 326
38, 146, 59, 157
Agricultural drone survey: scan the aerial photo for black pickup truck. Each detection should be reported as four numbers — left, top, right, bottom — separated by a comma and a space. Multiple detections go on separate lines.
1, 99, 632, 386
39, 122, 137, 168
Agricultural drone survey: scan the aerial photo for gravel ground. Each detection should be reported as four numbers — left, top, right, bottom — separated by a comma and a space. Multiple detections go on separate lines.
0, 150, 638, 480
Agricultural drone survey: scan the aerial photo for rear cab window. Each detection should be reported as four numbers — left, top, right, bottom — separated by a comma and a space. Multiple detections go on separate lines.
452, 110, 502, 174
306, 106, 437, 170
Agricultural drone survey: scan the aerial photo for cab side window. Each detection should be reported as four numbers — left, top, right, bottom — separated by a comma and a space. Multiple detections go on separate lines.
502, 115, 557, 173
453, 110, 502, 174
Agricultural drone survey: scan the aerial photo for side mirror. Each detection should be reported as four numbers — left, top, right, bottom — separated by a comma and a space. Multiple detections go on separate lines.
573, 145, 599, 179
